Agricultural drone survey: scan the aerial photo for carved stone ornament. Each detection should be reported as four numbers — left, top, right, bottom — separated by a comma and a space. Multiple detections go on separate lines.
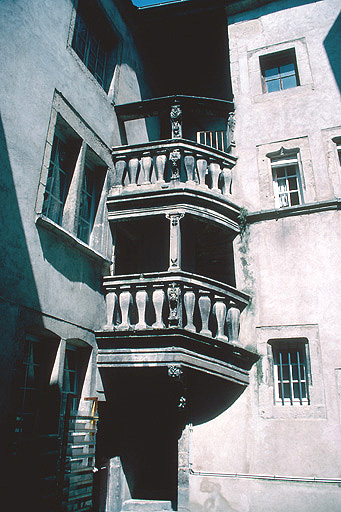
167, 282, 181, 327
168, 365, 183, 379
178, 396, 186, 409
169, 149, 181, 179
227, 111, 236, 145
170, 103, 182, 138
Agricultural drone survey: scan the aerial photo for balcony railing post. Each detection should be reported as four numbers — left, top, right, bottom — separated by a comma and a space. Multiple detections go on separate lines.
198, 290, 212, 337
183, 287, 196, 332
114, 157, 126, 186
226, 301, 240, 343
118, 288, 132, 330
127, 157, 139, 187
104, 291, 117, 330
135, 285, 148, 330
184, 151, 196, 184
208, 159, 221, 193
155, 150, 167, 183
141, 152, 152, 184
196, 157, 208, 187
221, 165, 232, 196
167, 282, 182, 328
213, 296, 228, 342
152, 285, 166, 329
166, 212, 184, 271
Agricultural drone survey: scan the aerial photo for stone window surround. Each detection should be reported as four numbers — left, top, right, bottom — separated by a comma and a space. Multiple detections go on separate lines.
256, 136, 316, 211
256, 324, 326, 420
247, 37, 314, 103
321, 126, 341, 198
66, 0, 122, 102
35, 90, 113, 261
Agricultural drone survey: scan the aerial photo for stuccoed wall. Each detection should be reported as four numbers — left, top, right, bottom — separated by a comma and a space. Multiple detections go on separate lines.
0, 0, 155, 436
189, 0, 341, 510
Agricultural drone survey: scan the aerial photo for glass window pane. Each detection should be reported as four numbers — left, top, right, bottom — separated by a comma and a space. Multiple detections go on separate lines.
264, 66, 280, 79
279, 63, 295, 76
282, 74, 298, 90
276, 168, 285, 178
290, 191, 300, 205
288, 177, 298, 190
266, 79, 281, 93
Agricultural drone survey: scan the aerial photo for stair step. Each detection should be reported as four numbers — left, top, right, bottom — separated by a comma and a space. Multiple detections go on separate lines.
121, 499, 173, 511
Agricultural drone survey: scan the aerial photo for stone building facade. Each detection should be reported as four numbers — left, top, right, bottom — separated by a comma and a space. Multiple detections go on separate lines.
0, 0, 340, 511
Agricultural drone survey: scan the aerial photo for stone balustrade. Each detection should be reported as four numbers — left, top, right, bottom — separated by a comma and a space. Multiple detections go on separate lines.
103, 271, 249, 344
111, 139, 236, 197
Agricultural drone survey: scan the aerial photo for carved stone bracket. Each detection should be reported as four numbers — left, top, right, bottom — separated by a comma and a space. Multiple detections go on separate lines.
169, 149, 181, 180
168, 365, 183, 379
178, 396, 186, 409
170, 102, 182, 138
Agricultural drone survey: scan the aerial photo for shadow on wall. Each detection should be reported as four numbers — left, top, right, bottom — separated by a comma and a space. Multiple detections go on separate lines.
37, 227, 103, 292
0, 112, 46, 509
190, 480, 240, 512
324, 11, 341, 93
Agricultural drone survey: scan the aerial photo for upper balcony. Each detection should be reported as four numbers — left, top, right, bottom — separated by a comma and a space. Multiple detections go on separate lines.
110, 96, 237, 209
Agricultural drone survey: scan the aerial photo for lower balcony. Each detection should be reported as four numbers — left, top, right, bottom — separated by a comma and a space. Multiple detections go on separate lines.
97, 271, 257, 386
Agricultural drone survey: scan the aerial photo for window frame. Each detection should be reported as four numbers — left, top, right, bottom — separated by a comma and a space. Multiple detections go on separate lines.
270, 339, 311, 406
268, 148, 304, 209
260, 48, 300, 94
70, 0, 119, 94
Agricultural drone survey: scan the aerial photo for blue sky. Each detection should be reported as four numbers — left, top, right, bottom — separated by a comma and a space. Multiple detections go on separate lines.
132, 0, 187, 6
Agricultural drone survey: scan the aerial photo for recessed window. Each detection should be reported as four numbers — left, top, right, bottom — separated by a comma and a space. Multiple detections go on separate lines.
260, 49, 300, 93
72, 0, 118, 92
42, 115, 106, 245
332, 137, 341, 166
271, 151, 303, 208
270, 339, 310, 406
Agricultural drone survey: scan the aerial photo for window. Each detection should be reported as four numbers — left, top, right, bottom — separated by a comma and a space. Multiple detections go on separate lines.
13, 336, 45, 437
260, 49, 300, 93
71, 0, 118, 92
270, 339, 310, 406
332, 137, 341, 166
270, 150, 303, 208
42, 115, 106, 245
196, 130, 228, 152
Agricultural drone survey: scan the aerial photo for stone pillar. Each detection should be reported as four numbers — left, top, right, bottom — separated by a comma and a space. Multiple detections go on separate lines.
166, 212, 184, 271
178, 424, 190, 512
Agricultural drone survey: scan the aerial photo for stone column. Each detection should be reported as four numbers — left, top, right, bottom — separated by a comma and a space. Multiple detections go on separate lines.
178, 424, 190, 512
166, 212, 184, 271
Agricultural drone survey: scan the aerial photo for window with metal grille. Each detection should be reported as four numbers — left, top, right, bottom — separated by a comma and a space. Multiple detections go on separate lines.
71, 0, 118, 92
272, 155, 303, 208
260, 49, 300, 93
270, 340, 310, 406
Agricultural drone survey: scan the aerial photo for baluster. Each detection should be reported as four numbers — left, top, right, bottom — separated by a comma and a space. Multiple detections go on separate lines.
226, 301, 240, 343
114, 158, 126, 186
208, 160, 221, 192
128, 157, 139, 187
118, 290, 132, 330
141, 152, 152, 184
198, 291, 212, 337
221, 166, 232, 195
135, 288, 148, 330
152, 287, 165, 329
184, 289, 196, 332
104, 291, 116, 330
213, 297, 228, 342
184, 152, 196, 184
155, 151, 167, 183
196, 158, 208, 187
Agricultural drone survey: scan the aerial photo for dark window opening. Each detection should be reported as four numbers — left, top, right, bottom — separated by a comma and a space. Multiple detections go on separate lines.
72, 0, 118, 92
260, 49, 300, 93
